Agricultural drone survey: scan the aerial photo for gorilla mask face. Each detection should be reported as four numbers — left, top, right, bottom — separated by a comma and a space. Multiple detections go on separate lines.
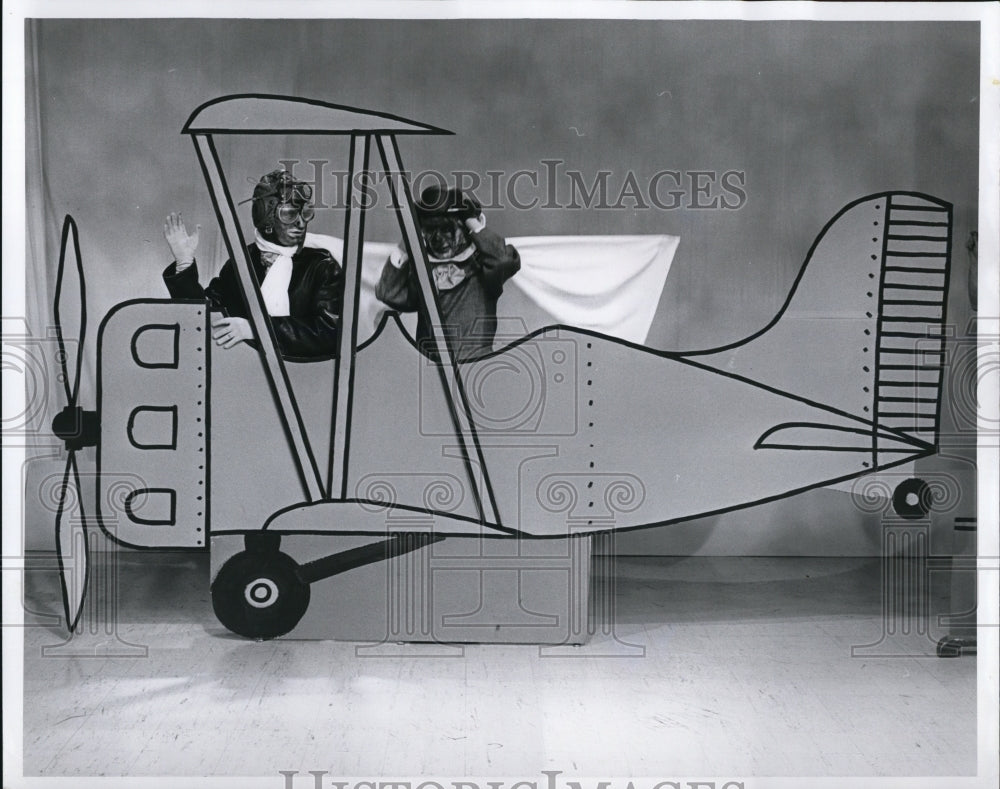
420, 215, 471, 261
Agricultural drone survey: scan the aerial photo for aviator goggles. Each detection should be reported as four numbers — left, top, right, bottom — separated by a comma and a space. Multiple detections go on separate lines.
275, 201, 315, 224
240, 181, 316, 224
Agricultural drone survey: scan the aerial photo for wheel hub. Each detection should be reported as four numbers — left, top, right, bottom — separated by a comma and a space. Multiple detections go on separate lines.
245, 578, 279, 608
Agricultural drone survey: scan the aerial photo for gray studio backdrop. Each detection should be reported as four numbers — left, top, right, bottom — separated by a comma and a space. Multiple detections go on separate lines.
23, 18, 979, 555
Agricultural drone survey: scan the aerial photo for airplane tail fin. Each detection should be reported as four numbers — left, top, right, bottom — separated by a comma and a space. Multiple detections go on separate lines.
872, 195, 951, 448
694, 192, 952, 451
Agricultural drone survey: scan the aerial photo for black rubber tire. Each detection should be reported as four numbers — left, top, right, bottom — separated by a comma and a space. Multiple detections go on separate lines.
891, 478, 933, 520
211, 549, 310, 640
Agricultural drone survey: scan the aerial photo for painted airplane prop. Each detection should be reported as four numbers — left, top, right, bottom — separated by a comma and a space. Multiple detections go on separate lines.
49, 95, 952, 640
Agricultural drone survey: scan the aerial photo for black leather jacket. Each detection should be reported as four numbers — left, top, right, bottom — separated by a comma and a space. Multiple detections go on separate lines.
163, 244, 342, 358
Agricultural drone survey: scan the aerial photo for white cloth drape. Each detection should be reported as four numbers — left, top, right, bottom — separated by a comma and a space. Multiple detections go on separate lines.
305, 233, 678, 347
500, 235, 678, 344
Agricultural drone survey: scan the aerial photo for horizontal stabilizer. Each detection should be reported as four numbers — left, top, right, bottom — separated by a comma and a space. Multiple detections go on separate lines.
755, 422, 931, 453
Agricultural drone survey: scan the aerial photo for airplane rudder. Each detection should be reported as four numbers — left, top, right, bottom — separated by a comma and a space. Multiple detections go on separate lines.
872, 193, 953, 448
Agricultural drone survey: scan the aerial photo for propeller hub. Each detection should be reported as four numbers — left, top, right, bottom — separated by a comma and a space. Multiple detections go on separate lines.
51, 406, 99, 451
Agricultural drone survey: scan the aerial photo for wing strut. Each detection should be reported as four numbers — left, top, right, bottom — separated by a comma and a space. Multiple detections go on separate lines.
376, 133, 501, 526
328, 134, 370, 498
191, 133, 326, 502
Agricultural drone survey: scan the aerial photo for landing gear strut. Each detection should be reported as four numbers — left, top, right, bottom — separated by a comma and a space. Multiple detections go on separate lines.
211, 531, 444, 640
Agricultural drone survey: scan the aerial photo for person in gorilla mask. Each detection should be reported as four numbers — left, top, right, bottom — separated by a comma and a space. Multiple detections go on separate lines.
376, 184, 520, 361
161, 168, 342, 358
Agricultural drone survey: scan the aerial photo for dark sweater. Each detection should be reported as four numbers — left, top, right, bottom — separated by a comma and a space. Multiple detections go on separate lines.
375, 227, 520, 361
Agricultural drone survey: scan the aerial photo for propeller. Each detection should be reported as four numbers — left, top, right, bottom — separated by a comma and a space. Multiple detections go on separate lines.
50, 215, 99, 631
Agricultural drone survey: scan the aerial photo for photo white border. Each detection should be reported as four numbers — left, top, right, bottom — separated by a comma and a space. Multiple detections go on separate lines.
3, 2, 997, 788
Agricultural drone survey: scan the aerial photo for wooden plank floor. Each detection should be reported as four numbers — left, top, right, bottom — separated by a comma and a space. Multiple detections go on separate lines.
19, 553, 976, 778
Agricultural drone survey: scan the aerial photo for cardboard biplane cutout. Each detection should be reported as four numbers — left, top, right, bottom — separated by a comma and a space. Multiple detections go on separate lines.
49, 95, 952, 641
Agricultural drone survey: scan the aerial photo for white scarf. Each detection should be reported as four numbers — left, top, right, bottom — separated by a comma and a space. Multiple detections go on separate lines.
426, 244, 470, 291
430, 262, 468, 291
254, 231, 297, 316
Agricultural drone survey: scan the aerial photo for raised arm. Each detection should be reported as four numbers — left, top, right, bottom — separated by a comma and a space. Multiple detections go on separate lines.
466, 216, 520, 298
162, 212, 208, 299
375, 249, 421, 312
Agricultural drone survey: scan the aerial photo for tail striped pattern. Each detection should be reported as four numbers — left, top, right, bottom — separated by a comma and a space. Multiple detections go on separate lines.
875, 195, 951, 448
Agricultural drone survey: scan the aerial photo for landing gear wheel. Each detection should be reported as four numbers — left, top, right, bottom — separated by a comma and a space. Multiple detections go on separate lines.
211, 549, 310, 639
892, 478, 932, 520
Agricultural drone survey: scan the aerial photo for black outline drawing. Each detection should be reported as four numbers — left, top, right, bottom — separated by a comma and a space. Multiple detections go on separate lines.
753, 422, 928, 453
181, 93, 453, 137
126, 405, 179, 450
123, 487, 177, 526
329, 133, 370, 500
129, 323, 180, 369
376, 133, 498, 526
94, 298, 209, 553
50, 215, 92, 631
47, 95, 956, 637
193, 133, 326, 501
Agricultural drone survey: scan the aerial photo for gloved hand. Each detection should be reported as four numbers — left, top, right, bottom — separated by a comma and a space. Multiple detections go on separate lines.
464, 212, 486, 234
163, 212, 201, 271
388, 243, 409, 268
